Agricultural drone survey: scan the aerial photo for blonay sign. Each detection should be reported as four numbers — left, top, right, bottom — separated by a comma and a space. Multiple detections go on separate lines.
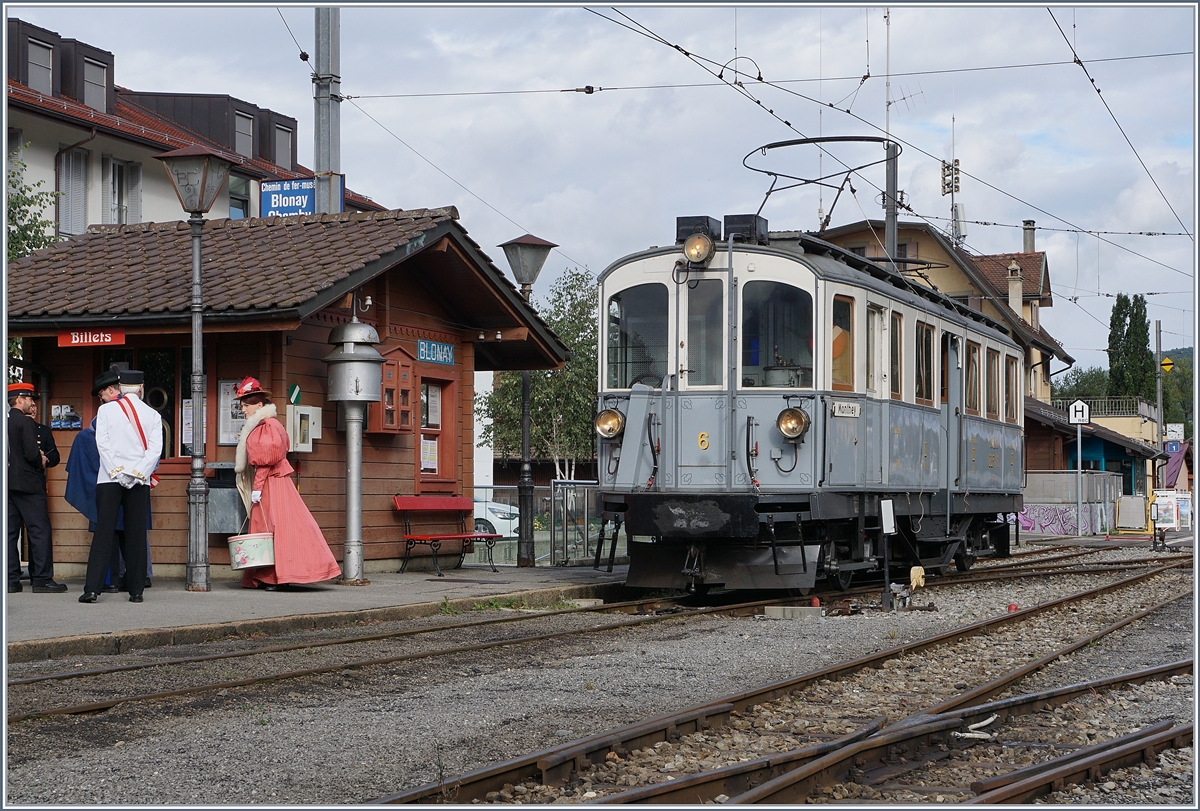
261, 179, 316, 217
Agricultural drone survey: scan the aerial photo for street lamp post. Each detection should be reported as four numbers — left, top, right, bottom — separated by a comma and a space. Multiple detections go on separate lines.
156, 145, 233, 592
499, 234, 557, 567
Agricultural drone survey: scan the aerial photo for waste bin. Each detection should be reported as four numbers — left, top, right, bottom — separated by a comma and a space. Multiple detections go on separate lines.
206, 462, 247, 536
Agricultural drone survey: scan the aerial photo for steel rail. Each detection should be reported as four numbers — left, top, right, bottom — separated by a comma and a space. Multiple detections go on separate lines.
369, 561, 1188, 803
730, 661, 1194, 805
966, 722, 1194, 804
585, 592, 1192, 806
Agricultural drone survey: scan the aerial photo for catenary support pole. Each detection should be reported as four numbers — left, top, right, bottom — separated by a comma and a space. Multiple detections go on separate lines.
186, 211, 210, 591
314, 7, 341, 215
1155, 320, 1163, 451
885, 141, 898, 271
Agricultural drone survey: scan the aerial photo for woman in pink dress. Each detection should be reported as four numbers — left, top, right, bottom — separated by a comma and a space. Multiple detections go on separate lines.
233, 377, 341, 590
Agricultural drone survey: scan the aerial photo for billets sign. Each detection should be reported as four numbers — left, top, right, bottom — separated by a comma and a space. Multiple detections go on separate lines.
58, 328, 125, 347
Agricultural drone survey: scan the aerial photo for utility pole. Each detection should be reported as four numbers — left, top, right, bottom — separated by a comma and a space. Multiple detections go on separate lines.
314, 7, 341, 215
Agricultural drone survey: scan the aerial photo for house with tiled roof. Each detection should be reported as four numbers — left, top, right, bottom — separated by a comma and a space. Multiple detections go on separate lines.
7, 208, 571, 577
6, 17, 381, 238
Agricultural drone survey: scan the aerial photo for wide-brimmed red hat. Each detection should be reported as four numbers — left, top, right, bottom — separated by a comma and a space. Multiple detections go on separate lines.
7, 382, 36, 397
233, 376, 273, 400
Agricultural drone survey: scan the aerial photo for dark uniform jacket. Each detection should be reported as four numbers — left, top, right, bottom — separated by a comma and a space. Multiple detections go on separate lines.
34, 422, 59, 480
7, 407, 44, 494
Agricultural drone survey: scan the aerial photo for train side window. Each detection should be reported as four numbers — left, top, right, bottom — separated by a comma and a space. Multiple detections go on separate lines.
741, 281, 813, 388
831, 296, 855, 391
940, 333, 950, 404
889, 311, 902, 400
687, 279, 724, 386
865, 305, 884, 394
965, 341, 981, 415
915, 321, 935, 406
1005, 355, 1019, 422
986, 349, 1000, 419
606, 283, 668, 388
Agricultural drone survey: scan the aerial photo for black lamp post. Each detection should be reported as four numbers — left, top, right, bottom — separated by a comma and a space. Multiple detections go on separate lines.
499, 234, 557, 567
156, 145, 233, 592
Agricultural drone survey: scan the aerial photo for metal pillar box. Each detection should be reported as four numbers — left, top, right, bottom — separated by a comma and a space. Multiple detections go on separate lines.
323, 320, 385, 401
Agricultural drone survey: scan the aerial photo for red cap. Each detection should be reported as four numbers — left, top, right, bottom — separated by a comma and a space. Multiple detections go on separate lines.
7, 382, 36, 395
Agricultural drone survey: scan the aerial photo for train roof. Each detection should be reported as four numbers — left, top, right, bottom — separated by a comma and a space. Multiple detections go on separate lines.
599, 231, 1019, 348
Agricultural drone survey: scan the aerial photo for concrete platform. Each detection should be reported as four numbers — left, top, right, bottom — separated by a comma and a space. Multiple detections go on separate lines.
4, 563, 629, 662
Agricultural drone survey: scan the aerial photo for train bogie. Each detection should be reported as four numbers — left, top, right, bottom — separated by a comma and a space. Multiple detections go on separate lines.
596, 215, 1023, 592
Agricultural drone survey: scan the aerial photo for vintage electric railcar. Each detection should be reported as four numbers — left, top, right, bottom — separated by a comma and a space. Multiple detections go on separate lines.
594, 214, 1021, 592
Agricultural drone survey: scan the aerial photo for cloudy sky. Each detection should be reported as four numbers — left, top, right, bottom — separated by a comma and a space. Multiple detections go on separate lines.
10, 2, 1196, 371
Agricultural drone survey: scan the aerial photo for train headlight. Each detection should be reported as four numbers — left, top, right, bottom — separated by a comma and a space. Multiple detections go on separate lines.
776, 407, 810, 440
594, 409, 626, 439
683, 232, 715, 264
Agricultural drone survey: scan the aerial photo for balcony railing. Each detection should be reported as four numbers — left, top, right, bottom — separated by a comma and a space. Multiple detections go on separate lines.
1051, 397, 1158, 419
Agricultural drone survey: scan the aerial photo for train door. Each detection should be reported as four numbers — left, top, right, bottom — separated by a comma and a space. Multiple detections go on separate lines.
675, 272, 728, 490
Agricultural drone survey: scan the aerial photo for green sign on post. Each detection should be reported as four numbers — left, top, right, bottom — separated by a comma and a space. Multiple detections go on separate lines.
288, 383, 301, 405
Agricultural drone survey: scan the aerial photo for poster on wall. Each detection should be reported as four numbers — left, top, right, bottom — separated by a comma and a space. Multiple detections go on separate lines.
421, 437, 438, 473
1178, 495, 1192, 530
219, 380, 247, 445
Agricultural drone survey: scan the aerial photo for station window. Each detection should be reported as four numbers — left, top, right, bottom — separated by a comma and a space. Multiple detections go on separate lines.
986, 349, 1000, 419
1004, 356, 1019, 422
915, 321, 935, 406
741, 281, 813, 388
831, 296, 855, 391
420, 381, 443, 475
965, 341, 981, 415
102, 347, 186, 460
889, 311, 902, 400
606, 283, 668, 388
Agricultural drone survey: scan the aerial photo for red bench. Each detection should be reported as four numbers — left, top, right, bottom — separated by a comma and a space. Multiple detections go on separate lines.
392, 495, 501, 576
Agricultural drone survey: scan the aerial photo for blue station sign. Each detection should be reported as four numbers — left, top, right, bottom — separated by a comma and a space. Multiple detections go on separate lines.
417, 340, 455, 366
261, 178, 316, 217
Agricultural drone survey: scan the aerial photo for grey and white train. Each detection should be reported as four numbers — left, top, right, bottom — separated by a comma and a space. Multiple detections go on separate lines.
594, 214, 1020, 593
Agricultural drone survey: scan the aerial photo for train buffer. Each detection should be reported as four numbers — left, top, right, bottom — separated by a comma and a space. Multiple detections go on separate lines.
393, 495, 502, 576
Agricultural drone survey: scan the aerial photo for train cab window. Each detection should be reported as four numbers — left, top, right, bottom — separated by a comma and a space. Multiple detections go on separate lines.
986, 349, 1000, 418
1005, 355, 1019, 422
741, 281, 813, 388
687, 279, 724, 386
915, 321, 935, 406
606, 283, 668, 388
965, 341, 981, 415
831, 296, 855, 391
889, 312, 902, 399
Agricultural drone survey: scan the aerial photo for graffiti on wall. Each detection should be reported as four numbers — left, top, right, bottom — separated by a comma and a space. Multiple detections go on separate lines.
1017, 504, 1116, 536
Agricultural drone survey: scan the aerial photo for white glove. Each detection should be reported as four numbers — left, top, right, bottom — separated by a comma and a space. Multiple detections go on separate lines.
251, 490, 262, 504
118, 472, 138, 489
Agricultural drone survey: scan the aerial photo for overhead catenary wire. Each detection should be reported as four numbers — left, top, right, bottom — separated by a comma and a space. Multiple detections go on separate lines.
1048, 8, 1193, 242
585, 8, 1192, 280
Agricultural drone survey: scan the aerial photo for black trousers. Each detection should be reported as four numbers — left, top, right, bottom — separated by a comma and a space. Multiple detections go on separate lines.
8, 490, 54, 585
86, 483, 149, 598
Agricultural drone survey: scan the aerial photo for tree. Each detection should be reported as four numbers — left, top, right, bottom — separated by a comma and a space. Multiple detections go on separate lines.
7, 146, 60, 382
1106, 293, 1154, 400
476, 266, 598, 480
1051, 366, 1109, 401
1160, 354, 1194, 441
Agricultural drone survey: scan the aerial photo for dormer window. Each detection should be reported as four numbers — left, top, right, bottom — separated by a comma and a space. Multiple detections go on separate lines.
235, 112, 254, 157
83, 58, 106, 111
28, 39, 53, 94
274, 125, 292, 170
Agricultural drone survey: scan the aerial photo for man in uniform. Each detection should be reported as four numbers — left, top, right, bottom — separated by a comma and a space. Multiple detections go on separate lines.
7, 382, 67, 593
79, 369, 162, 604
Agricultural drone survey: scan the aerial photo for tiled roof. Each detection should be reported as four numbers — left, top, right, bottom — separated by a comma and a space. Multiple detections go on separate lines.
969, 252, 1049, 301
7, 80, 383, 211
7, 208, 459, 318
1163, 440, 1190, 488
1023, 396, 1164, 459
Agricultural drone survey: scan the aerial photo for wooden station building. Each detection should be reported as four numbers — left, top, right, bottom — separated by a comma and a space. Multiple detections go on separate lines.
7, 207, 570, 577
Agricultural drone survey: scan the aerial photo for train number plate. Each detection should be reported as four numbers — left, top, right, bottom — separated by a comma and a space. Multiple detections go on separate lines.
831, 401, 861, 417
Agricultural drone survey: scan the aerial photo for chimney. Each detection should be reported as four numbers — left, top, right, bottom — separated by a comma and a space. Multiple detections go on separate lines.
1022, 219, 1036, 253
1007, 259, 1024, 318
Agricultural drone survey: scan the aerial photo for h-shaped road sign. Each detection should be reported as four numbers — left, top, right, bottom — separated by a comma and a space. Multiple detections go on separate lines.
1068, 399, 1090, 425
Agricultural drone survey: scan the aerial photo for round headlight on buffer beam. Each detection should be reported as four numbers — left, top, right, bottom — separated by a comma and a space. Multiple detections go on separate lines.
776, 407, 810, 440
594, 409, 626, 439
683, 232, 715, 264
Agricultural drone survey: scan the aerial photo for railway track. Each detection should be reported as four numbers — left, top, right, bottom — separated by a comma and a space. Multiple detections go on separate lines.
8, 554, 1188, 725
372, 561, 1191, 803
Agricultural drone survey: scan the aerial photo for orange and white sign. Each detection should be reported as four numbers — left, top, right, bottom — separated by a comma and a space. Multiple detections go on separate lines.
57, 328, 125, 347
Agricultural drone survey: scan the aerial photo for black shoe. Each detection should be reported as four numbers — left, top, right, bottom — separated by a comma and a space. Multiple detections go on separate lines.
78, 592, 98, 603
32, 580, 68, 593
129, 594, 143, 603
144, 578, 152, 588
8, 582, 22, 593
259, 583, 280, 591
101, 585, 121, 594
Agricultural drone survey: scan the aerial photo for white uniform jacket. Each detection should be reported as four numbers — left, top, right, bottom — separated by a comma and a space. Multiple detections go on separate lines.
95, 393, 163, 487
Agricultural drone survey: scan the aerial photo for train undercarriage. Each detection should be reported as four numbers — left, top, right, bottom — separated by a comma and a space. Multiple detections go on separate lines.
605, 491, 1016, 593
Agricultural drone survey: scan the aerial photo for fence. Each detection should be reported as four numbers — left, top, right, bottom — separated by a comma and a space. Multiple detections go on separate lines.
463, 481, 619, 567
1019, 470, 1123, 536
